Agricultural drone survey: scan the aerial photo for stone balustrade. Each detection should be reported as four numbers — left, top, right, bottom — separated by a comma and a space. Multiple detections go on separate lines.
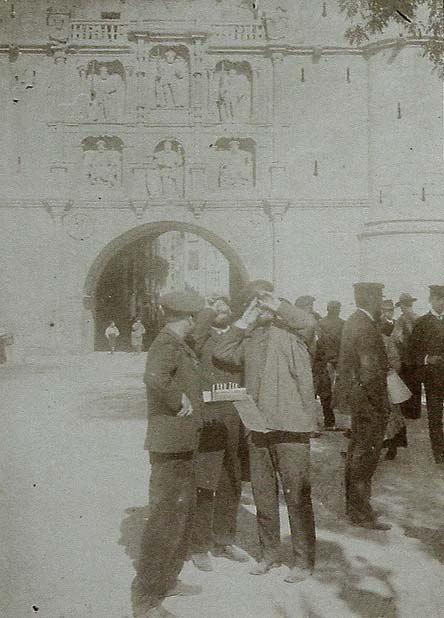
69, 20, 128, 45
212, 23, 266, 44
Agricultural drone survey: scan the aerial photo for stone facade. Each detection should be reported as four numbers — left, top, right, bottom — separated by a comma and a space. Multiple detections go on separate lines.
0, 0, 442, 353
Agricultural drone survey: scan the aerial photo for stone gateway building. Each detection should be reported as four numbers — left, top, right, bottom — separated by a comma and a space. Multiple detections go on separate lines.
0, 0, 442, 353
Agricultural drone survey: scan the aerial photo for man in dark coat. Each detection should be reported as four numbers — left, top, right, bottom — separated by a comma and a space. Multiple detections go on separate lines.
313, 301, 344, 429
132, 291, 205, 618
407, 285, 444, 464
189, 296, 248, 571
336, 282, 391, 530
214, 282, 318, 584
392, 292, 421, 419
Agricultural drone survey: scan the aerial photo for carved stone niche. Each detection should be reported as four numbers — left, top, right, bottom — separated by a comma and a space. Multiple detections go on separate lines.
211, 60, 252, 124
46, 6, 72, 43
146, 45, 190, 111
210, 137, 256, 194
76, 60, 126, 122
81, 136, 124, 192
149, 139, 186, 199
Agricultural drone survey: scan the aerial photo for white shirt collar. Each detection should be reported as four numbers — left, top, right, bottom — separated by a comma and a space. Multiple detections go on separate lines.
357, 307, 374, 322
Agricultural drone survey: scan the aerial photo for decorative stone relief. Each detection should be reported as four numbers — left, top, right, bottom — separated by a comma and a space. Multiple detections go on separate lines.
46, 6, 71, 43
82, 137, 123, 189
77, 60, 125, 122
214, 61, 252, 123
152, 140, 185, 198
63, 210, 94, 240
214, 138, 255, 191
265, 5, 289, 40
149, 46, 190, 109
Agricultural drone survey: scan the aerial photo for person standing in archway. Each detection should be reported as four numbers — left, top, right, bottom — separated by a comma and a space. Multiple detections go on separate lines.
105, 320, 120, 354
131, 318, 146, 353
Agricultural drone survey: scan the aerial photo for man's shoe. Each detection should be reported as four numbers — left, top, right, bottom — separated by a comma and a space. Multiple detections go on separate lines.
249, 559, 281, 575
165, 580, 202, 598
213, 544, 249, 562
284, 566, 312, 584
191, 552, 213, 572
348, 518, 391, 531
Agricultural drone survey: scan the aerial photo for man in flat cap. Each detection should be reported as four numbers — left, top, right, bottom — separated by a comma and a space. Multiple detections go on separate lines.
336, 282, 391, 530
214, 281, 318, 583
132, 290, 205, 618
188, 294, 248, 572
407, 285, 444, 464
314, 301, 344, 429
392, 293, 420, 419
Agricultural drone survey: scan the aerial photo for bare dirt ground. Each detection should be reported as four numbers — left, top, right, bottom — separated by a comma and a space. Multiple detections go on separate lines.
2, 353, 444, 617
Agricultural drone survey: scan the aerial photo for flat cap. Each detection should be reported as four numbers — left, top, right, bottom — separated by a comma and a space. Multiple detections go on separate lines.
295, 295, 315, 307
429, 285, 444, 298
395, 292, 417, 307
160, 290, 205, 315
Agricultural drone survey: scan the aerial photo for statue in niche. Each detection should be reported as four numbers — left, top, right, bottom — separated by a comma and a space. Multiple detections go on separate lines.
84, 139, 121, 188
153, 48, 189, 108
90, 65, 124, 121
145, 155, 162, 197
155, 140, 185, 197
218, 140, 253, 189
216, 63, 251, 122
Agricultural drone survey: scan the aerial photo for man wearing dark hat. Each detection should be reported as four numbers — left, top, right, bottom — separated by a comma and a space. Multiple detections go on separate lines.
392, 293, 420, 419
132, 290, 205, 618
214, 282, 318, 583
188, 295, 248, 572
336, 282, 391, 530
407, 285, 444, 464
314, 301, 344, 429
380, 299, 396, 336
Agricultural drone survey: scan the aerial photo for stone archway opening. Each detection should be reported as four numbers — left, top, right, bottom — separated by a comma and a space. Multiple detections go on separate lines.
83, 221, 249, 351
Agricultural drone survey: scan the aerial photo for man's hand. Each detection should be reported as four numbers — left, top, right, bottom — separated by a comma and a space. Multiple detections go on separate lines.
236, 298, 261, 329
177, 393, 193, 417
257, 291, 281, 313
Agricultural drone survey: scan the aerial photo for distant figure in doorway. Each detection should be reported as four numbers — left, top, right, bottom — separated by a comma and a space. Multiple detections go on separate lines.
105, 321, 120, 354
131, 318, 146, 353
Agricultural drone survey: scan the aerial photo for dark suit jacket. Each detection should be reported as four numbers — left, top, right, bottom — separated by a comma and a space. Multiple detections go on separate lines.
143, 326, 203, 453
335, 309, 390, 417
407, 313, 444, 388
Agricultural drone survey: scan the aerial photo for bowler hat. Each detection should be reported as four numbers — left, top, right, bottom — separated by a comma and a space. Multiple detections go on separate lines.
429, 285, 444, 299
395, 292, 417, 307
160, 290, 205, 316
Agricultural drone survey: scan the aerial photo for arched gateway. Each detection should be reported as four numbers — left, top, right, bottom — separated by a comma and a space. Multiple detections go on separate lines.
83, 221, 249, 351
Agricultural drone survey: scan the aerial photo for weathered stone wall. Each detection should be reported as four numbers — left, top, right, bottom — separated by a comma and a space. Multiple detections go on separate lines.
0, 0, 442, 353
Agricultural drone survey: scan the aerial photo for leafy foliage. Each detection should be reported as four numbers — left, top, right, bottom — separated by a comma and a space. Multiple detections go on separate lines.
338, 0, 444, 77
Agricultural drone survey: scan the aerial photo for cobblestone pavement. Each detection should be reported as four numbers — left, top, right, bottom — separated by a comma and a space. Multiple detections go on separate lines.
2, 354, 444, 617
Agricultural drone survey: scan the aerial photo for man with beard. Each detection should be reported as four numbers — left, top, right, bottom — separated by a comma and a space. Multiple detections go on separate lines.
336, 282, 391, 530
189, 295, 248, 571
214, 281, 318, 583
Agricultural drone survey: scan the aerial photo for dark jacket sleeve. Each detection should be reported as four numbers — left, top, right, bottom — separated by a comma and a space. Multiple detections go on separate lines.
275, 302, 316, 344
407, 319, 426, 370
144, 339, 183, 413
355, 330, 389, 411
191, 308, 216, 356
212, 326, 246, 368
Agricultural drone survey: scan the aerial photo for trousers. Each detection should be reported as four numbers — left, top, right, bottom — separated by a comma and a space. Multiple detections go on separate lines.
424, 382, 444, 462
345, 409, 387, 523
400, 364, 422, 419
247, 431, 316, 570
135, 453, 195, 608
191, 413, 242, 551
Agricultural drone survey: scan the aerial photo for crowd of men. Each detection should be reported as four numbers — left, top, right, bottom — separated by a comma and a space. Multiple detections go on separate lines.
131, 280, 444, 618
